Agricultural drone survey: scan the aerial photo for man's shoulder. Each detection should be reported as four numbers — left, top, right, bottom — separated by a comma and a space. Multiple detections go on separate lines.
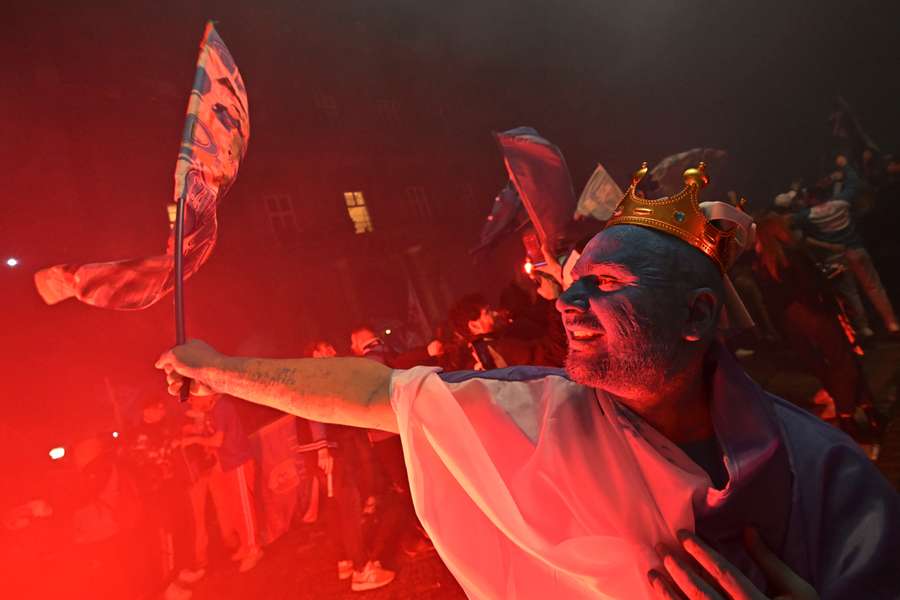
436, 367, 584, 444
770, 392, 893, 495
770, 393, 865, 459
438, 365, 569, 385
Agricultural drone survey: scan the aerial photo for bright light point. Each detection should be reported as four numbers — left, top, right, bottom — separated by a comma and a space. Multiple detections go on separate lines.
5, 258, 18, 267
384, 329, 392, 335
112, 431, 119, 439
524, 259, 534, 275
49, 447, 65, 460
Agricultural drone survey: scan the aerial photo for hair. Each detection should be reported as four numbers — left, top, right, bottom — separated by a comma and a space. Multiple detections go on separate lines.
448, 293, 489, 336
754, 215, 794, 281
302, 339, 333, 358
349, 323, 376, 337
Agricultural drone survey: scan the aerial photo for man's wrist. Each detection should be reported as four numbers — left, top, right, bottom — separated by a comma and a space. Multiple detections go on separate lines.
200, 354, 234, 394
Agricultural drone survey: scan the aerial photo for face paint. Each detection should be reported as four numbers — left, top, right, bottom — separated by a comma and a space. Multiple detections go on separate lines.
557, 226, 687, 396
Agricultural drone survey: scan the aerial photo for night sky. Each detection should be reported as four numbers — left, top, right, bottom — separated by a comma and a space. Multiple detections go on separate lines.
2, 0, 899, 501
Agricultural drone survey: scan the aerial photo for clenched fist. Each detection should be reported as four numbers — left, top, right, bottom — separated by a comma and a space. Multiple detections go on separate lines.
155, 339, 224, 397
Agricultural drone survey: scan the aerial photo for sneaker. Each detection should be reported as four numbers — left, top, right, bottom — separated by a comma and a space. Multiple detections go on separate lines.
338, 560, 354, 580
350, 560, 395, 592
238, 548, 264, 573
402, 535, 435, 558
177, 568, 206, 584
164, 582, 192, 600
230, 547, 249, 562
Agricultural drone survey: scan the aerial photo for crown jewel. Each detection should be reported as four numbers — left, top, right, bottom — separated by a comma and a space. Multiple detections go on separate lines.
606, 162, 736, 271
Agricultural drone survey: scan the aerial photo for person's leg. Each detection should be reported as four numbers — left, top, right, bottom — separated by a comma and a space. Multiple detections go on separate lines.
232, 460, 260, 555
188, 476, 210, 568
830, 262, 872, 334
330, 452, 366, 571
212, 461, 259, 558
803, 307, 872, 416
207, 461, 238, 551
846, 247, 900, 332
732, 271, 779, 340
371, 436, 428, 559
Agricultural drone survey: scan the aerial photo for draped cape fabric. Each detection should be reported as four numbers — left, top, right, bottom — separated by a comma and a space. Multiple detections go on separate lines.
33, 22, 249, 310
391, 366, 709, 599
390, 345, 900, 599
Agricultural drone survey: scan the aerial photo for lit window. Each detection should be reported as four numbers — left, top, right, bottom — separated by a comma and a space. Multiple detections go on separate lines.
406, 186, 432, 222
343, 191, 374, 234
264, 193, 300, 246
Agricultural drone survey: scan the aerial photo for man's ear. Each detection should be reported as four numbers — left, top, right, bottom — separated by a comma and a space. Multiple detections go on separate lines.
683, 288, 719, 342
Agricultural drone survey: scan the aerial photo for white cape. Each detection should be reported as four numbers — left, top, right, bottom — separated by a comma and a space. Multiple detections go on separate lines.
391, 367, 712, 599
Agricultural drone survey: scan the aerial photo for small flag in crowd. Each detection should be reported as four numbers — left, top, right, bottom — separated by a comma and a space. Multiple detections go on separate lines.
574, 162, 623, 222
495, 127, 577, 255
650, 148, 726, 197
470, 183, 528, 256
34, 22, 250, 310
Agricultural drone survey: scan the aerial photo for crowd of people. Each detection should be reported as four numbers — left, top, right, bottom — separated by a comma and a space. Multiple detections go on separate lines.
18, 135, 899, 599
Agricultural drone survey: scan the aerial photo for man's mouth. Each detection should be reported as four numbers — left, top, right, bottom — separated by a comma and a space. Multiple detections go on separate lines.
565, 324, 604, 343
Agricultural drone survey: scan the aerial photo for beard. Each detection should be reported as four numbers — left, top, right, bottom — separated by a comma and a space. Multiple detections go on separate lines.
565, 332, 677, 395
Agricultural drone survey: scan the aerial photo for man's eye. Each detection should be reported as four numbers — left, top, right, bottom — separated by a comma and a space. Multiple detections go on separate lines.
584, 275, 621, 290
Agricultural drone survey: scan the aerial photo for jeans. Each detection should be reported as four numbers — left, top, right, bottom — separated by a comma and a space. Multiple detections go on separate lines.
845, 247, 899, 331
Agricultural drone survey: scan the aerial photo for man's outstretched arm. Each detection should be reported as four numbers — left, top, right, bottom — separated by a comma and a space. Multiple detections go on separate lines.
155, 340, 398, 433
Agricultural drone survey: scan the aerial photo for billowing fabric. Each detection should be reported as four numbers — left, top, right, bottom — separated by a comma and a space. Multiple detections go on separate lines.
495, 127, 577, 255
391, 346, 900, 599
391, 366, 707, 599
575, 163, 623, 222
34, 22, 249, 309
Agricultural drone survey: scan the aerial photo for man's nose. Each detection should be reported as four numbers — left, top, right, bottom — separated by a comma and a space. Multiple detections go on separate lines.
556, 281, 589, 314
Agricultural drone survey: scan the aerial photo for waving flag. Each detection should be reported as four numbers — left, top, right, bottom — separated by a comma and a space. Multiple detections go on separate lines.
650, 148, 726, 197
469, 183, 528, 255
495, 127, 577, 255
34, 22, 249, 310
574, 162, 623, 222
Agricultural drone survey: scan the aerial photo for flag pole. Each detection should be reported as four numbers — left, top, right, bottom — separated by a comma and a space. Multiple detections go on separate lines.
173, 21, 214, 402
174, 194, 189, 401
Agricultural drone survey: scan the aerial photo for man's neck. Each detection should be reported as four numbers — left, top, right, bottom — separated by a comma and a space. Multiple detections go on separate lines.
616, 358, 714, 444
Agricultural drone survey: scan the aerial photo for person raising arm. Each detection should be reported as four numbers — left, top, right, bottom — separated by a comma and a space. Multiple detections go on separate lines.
155, 340, 398, 434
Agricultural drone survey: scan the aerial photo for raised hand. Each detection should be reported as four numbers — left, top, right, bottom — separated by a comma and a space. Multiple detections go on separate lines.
155, 339, 223, 397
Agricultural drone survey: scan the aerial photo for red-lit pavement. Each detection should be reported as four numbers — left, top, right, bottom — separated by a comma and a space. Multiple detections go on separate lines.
191, 527, 465, 600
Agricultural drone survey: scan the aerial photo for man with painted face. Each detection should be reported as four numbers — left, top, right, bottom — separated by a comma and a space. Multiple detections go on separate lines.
156, 164, 899, 599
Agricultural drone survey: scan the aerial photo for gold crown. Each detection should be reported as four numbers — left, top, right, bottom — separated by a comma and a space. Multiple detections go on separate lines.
605, 162, 736, 271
